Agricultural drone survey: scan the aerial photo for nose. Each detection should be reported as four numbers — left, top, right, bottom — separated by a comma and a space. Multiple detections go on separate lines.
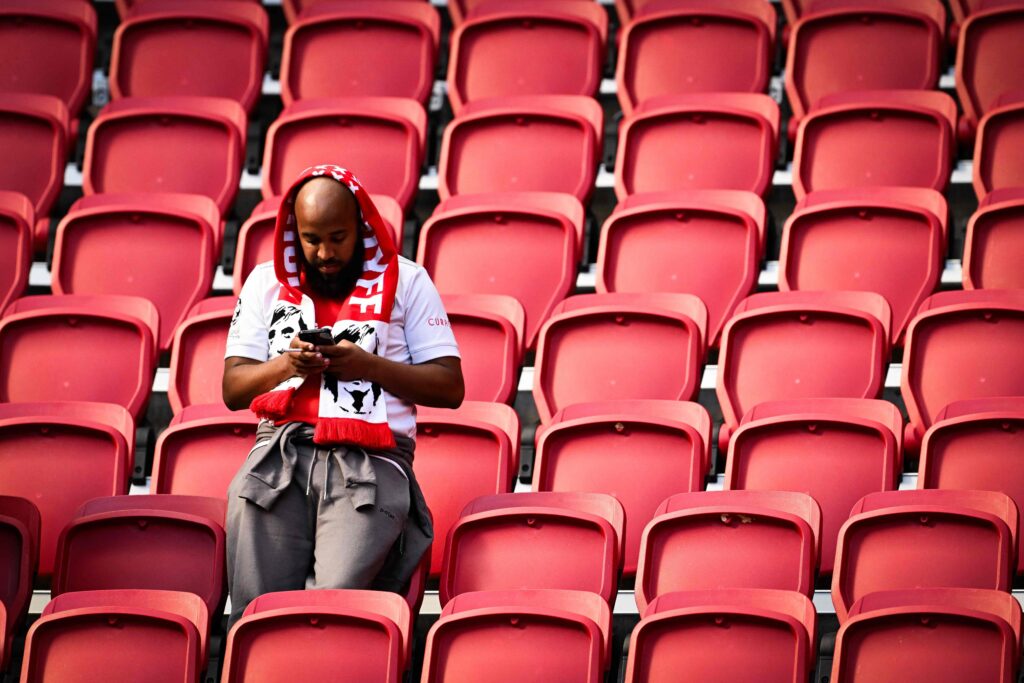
317, 243, 335, 262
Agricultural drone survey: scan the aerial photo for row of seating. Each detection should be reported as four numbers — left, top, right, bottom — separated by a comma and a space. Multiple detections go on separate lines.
5, 488, 1024, 679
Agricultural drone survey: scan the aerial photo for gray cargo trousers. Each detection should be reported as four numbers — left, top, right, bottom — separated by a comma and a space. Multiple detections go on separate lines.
225, 420, 412, 628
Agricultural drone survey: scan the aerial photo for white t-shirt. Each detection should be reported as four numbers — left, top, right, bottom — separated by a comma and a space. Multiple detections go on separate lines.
226, 257, 460, 440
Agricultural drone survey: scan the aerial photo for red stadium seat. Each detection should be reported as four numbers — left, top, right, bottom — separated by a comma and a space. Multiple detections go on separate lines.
784, 2, 945, 123
167, 299, 234, 413
615, 93, 779, 199
52, 495, 227, 618
832, 588, 1021, 682
451, 0, 605, 26
0, 193, 33, 316
439, 492, 624, 605
919, 397, 1024, 576
233, 193, 404, 294
635, 491, 820, 614
0, 402, 133, 581
0, 94, 68, 255
415, 402, 519, 577
152, 404, 260, 498
262, 97, 425, 210
447, 1, 606, 113
42, 589, 211, 671
832, 489, 1017, 622
83, 96, 246, 217
625, 589, 817, 683
779, 187, 946, 344
716, 291, 891, 450
225, 589, 411, 682
0, 295, 158, 420
792, 90, 956, 199
902, 290, 1024, 450
0, 0, 96, 119
281, 1, 438, 105
616, 0, 776, 117
418, 194, 578, 349
422, 588, 608, 683
533, 293, 708, 423
110, 0, 268, 111
596, 190, 763, 347
117, 0, 262, 19
956, 6, 1024, 140
534, 400, 710, 576
22, 595, 203, 683
438, 95, 603, 204
974, 100, 1024, 200
725, 398, 902, 575
439, 294, 524, 404
0, 495, 38, 671
51, 193, 218, 353
963, 188, 1024, 290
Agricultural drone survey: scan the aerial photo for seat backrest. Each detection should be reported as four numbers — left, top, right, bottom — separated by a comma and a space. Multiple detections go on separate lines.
533, 293, 707, 423
636, 491, 820, 613
956, 6, 1024, 130
0, 192, 33, 314
974, 102, 1024, 200
0, 494, 39, 645
439, 294, 524, 403
152, 410, 259, 497
0, 0, 97, 116
168, 306, 233, 413
832, 489, 1017, 622
964, 188, 1024, 290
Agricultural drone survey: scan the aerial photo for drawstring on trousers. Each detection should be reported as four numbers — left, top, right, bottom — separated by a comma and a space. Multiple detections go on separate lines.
304, 447, 333, 502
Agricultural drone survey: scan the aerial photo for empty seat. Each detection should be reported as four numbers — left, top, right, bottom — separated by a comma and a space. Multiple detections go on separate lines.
83, 96, 247, 217
0, 94, 68, 254
42, 589, 211, 671
167, 298, 234, 413
956, 6, 1024, 139
0, 495, 39, 672
725, 398, 903, 575
22, 591, 204, 683
596, 189, 763, 347
439, 294, 524, 403
52, 495, 227, 618
451, 0, 607, 25
832, 588, 1021, 682
919, 397, 1024, 576
779, 187, 947, 344
534, 400, 710, 577
51, 193, 218, 353
832, 489, 1017, 622
635, 491, 820, 614
616, 0, 776, 117
0, 295, 159, 420
716, 291, 891, 450
439, 95, 603, 204
415, 402, 519, 576
0, 192, 33, 315
447, 1, 606, 113
418, 193, 578, 348
949, 0, 1024, 35
785, 2, 946, 123
615, 93, 779, 199
110, 0, 268, 111
262, 97, 425, 210
792, 90, 956, 199
533, 293, 708, 423
0, 402, 133, 580
281, 1, 438, 105
152, 404, 260, 498
974, 100, 1024, 200
225, 589, 411, 682
118, 0, 263, 18
440, 492, 625, 605
625, 589, 817, 683
902, 290, 1024, 450
233, 193, 404, 294
422, 588, 609, 683
963, 188, 1024, 290
0, 0, 96, 119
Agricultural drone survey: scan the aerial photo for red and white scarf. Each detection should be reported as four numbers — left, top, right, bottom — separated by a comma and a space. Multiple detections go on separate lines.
250, 165, 400, 448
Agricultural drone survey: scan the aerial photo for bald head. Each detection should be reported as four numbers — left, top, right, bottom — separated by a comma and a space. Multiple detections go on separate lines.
293, 176, 364, 299
295, 176, 359, 230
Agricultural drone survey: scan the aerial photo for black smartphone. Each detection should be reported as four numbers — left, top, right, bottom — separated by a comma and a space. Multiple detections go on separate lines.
297, 327, 335, 346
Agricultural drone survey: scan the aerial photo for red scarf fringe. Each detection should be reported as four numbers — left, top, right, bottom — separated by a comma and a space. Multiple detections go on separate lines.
314, 418, 396, 449
250, 387, 296, 421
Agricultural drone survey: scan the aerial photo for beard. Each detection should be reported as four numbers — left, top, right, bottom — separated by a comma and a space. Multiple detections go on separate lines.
301, 241, 365, 300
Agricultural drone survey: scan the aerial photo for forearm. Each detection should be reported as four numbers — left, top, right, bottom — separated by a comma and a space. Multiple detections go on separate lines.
365, 355, 464, 409
223, 355, 296, 410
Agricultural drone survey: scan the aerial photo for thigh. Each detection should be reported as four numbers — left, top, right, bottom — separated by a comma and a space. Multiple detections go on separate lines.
311, 457, 411, 590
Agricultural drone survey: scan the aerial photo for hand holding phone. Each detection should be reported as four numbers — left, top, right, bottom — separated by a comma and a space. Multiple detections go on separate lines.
298, 326, 335, 346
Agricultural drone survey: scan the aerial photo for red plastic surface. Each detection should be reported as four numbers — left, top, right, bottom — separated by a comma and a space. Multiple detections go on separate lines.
436, 191, 586, 255
439, 294, 523, 403
965, 190, 1024, 290
152, 410, 259, 498
974, 102, 1024, 199
168, 307, 232, 413
0, 495, 38, 671
956, 6, 1024, 133
0, 193, 33, 315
